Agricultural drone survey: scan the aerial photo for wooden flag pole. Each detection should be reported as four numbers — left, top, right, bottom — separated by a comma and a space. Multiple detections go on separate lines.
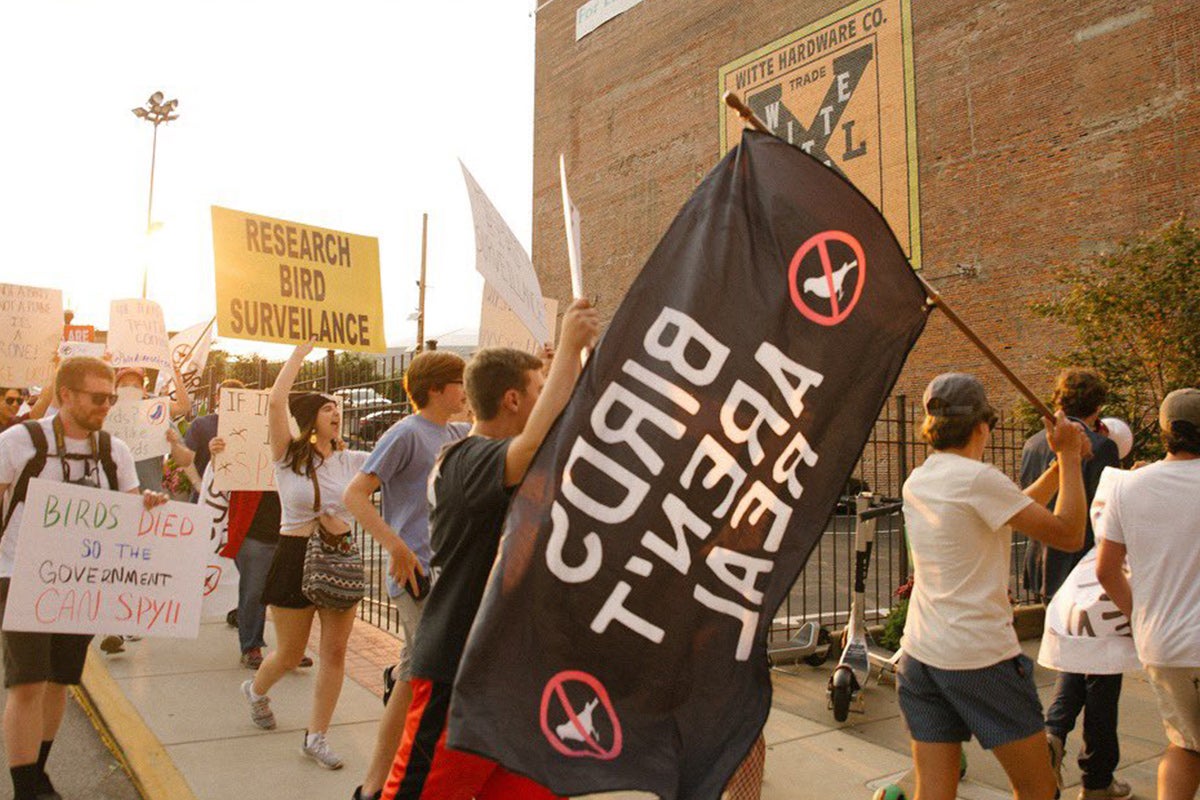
722, 91, 1054, 420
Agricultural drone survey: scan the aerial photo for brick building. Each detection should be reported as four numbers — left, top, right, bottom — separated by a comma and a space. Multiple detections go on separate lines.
531, 0, 1200, 412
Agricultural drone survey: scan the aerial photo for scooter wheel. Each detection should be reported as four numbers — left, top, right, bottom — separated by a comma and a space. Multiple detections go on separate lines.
803, 627, 832, 666
831, 667, 853, 722
872, 784, 907, 800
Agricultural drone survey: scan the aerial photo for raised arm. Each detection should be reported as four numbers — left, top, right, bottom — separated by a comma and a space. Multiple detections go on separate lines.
1008, 412, 1087, 551
268, 340, 314, 462
504, 298, 600, 487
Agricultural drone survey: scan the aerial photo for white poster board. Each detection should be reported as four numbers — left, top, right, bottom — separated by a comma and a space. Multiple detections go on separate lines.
480, 287, 558, 355
108, 298, 173, 372
460, 161, 549, 343
213, 389, 275, 491
0, 283, 62, 387
1038, 467, 1139, 674
2, 479, 209, 638
559, 154, 584, 299
58, 340, 106, 360
157, 319, 214, 398
198, 464, 239, 620
103, 395, 172, 461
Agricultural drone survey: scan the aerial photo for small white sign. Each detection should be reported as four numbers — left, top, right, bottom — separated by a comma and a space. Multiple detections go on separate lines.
575, 0, 644, 40
2, 479, 209, 638
213, 389, 275, 492
103, 395, 172, 461
108, 298, 173, 373
480, 287, 558, 355
58, 340, 106, 360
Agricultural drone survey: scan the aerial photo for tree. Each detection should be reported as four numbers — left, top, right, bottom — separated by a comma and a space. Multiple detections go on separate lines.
1031, 216, 1200, 459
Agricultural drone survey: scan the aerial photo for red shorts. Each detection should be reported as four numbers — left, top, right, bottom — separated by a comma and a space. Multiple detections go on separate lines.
382, 678, 563, 800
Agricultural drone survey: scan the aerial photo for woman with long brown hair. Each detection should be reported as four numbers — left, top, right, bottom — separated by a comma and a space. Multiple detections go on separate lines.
240, 340, 368, 770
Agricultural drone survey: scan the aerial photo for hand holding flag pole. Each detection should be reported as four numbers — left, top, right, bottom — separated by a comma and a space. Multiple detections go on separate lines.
723, 91, 1054, 421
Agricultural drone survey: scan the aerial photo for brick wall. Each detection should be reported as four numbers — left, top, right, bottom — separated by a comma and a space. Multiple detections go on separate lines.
532, 0, 1200, 412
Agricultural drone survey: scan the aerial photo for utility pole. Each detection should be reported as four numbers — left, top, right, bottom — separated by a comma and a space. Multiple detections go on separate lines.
132, 91, 179, 298
416, 212, 428, 353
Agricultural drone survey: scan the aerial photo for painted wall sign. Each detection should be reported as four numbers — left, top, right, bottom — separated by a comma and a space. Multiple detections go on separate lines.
575, 0, 644, 41
718, 0, 921, 265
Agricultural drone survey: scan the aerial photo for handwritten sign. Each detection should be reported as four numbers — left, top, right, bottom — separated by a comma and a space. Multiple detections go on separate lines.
479, 286, 558, 356
108, 298, 173, 372
213, 389, 275, 491
103, 395, 171, 461
460, 161, 549, 344
211, 206, 385, 353
2, 479, 209, 638
0, 283, 62, 387
211, 389, 342, 490
58, 341, 106, 360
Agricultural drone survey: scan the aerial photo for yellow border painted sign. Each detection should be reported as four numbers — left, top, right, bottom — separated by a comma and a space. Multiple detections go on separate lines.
211, 206, 386, 353
718, 0, 921, 266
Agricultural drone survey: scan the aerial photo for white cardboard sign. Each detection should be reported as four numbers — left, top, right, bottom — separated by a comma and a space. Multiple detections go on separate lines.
58, 340, 106, 360
2, 479, 209, 638
479, 286, 558, 356
460, 161, 549, 344
213, 389, 275, 491
108, 298, 173, 372
0, 283, 62, 387
103, 395, 172, 461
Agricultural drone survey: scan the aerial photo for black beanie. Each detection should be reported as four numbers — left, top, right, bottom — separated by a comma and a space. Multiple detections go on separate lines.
289, 393, 334, 434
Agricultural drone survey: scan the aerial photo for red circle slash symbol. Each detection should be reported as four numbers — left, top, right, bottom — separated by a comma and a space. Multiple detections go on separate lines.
539, 670, 623, 760
788, 230, 867, 327
203, 565, 222, 596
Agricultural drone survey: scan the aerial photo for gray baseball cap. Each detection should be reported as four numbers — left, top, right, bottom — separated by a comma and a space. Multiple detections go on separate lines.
1160, 388, 1200, 431
923, 372, 994, 419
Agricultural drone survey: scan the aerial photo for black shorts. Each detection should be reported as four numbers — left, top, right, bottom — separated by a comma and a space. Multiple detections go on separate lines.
0, 579, 93, 688
260, 535, 313, 610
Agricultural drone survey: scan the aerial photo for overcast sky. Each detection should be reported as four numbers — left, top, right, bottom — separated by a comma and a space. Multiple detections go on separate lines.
0, 0, 536, 357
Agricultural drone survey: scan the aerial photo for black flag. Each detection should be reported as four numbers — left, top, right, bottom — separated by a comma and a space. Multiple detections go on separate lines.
448, 130, 929, 799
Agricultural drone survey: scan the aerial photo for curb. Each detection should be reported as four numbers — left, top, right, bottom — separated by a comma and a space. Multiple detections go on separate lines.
78, 650, 199, 800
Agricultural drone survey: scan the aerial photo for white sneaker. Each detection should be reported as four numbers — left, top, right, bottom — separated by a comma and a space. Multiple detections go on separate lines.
302, 730, 344, 770
241, 680, 276, 730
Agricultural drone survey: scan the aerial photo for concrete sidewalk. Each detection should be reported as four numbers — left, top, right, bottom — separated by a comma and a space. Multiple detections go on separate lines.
85, 615, 1169, 800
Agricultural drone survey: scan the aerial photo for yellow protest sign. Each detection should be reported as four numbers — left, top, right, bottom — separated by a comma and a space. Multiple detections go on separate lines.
718, 0, 920, 265
211, 206, 386, 353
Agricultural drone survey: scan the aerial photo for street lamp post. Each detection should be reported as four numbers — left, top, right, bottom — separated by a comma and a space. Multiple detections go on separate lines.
132, 91, 179, 298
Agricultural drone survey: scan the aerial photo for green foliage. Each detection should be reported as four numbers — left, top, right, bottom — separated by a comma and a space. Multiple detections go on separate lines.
1030, 216, 1200, 461
878, 597, 908, 652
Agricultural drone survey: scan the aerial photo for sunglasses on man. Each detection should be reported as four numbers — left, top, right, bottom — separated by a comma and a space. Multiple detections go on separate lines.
69, 388, 119, 407
3, 397, 20, 407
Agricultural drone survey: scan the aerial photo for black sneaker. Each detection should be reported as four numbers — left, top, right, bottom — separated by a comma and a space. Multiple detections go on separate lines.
352, 787, 382, 800
382, 664, 397, 706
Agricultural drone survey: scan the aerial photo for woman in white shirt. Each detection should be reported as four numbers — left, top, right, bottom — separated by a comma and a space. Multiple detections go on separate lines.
240, 340, 368, 770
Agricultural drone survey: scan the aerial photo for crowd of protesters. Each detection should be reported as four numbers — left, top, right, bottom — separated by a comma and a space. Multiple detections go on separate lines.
2, 325, 1198, 800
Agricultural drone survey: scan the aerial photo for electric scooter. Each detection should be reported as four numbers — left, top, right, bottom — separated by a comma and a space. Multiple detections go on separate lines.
828, 493, 904, 721
768, 620, 832, 670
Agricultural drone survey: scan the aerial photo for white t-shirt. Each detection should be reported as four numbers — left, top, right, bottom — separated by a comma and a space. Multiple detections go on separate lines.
275, 449, 370, 532
901, 452, 1033, 669
0, 418, 139, 578
1097, 458, 1200, 667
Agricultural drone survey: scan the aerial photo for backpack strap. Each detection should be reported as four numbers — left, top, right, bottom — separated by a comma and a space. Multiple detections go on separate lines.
96, 430, 119, 491
1, 421, 49, 536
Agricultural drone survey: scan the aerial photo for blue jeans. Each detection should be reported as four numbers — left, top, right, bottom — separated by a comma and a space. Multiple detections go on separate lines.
1045, 671, 1123, 790
234, 538, 277, 654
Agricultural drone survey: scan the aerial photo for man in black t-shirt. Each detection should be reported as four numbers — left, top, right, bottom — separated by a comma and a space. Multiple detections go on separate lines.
378, 299, 599, 800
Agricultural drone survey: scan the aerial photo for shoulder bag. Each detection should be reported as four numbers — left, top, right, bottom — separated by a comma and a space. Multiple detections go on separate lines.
300, 465, 365, 609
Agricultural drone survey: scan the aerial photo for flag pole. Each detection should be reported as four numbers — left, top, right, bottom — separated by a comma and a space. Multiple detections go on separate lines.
722, 91, 1053, 420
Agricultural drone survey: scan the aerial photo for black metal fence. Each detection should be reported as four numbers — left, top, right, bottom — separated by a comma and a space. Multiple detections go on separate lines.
195, 356, 1038, 643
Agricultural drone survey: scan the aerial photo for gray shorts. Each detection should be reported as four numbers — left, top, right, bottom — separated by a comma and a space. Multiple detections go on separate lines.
393, 592, 425, 681
897, 652, 1044, 750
